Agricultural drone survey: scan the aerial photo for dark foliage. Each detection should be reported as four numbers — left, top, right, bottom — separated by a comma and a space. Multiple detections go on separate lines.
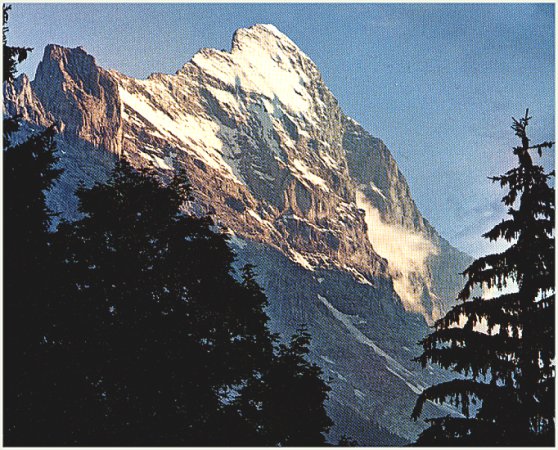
3, 125, 64, 446
40, 162, 273, 445
233, 325, 333, 446
3, 8, 64, 445
412, 111, 555, 446
5, 159, 333, 445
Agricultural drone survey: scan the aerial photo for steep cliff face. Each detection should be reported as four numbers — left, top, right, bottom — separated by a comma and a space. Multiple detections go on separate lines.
4, 24, 471, 443
342, 117, 471, 319
109, 25, 392, 292
32, 44, 123, 153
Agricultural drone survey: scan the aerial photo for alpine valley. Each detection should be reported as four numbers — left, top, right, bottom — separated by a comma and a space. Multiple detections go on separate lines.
4, 24, 472, 444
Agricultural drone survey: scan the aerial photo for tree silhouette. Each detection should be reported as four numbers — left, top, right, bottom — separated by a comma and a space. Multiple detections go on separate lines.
3, 127, 63, 445
411, 111, 555, 446
36, 161, 274, 445
6, 160, 333, 446
3, 5, 65, 445
233, 325, 333, 446
263, 327, 333, 446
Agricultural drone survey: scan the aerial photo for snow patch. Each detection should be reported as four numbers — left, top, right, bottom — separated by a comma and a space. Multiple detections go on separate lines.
247, 209, 264, 223
291, 159, 329, 192
191, 24, 313, 115
334, 371, 348, 382
119, 85, 243, 184
343, 265, 373, 286
320, 355, 336, 365
137, 150, 153, 162
369, 181, 387, 200
205, 84, 241, 112
354, 389, 366, 401
317, 294, 428, 396
246, 209, 273, 228
289, 249, 314, 271
319, 151, 339, 170
385, 366, 423, 395
227, 234, 247, 249
252, 168, 275, 182
152, 155, 173, 171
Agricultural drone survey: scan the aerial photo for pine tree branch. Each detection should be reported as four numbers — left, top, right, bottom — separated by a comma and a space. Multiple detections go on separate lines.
414, 346, 517, 382
412, 379, 513, 420
415, 416, 498, 446
459, 247, 522, 299
420, 327, 520, 353
436, 293, 526, 333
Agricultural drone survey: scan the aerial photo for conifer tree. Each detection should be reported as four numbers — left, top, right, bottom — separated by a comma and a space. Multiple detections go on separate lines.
40, 161, 273, 445
34, 161, 333, 446
3, 5, 64, 445
4, 127, 63, 445
234, 325, 333, 446
262, 327, 333, 446
411, 111, 555, 446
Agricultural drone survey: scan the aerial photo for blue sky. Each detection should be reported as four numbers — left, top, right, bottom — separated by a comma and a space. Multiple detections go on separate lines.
7, 3, 555, 257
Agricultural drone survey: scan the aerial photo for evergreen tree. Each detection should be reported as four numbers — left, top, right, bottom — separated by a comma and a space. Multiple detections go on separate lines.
5, 156, 334, 445
3, 5, 64, 445
23, 161, 333, 446
38, 161, 273, 445
3, 127, 63, 445
411, 111, 555, 446
235, 325, 333, 446
264, 327, 333, 446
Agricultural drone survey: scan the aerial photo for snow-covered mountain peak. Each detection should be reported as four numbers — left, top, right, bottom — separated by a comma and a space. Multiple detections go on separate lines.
187, 24, 319, 116
231, 23, 311, 63
245, 24, 292, 41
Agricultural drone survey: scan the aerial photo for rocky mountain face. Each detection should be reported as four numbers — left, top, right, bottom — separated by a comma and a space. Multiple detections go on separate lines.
4, 24, 471, 444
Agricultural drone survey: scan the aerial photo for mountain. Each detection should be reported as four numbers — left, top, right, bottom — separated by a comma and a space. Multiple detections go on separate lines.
4, 24, 471, 444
